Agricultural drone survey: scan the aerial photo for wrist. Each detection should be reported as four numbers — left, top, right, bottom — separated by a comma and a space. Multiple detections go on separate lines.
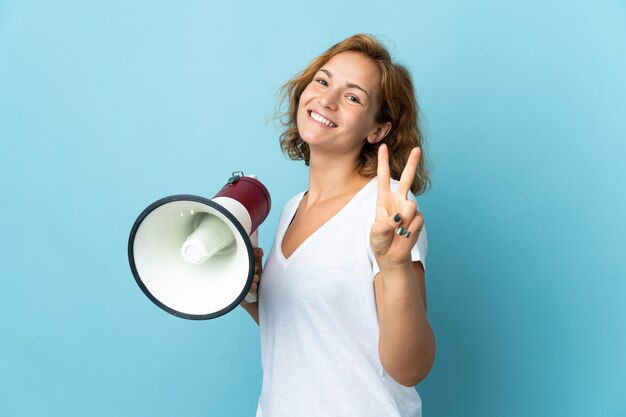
376, 257, 413, 276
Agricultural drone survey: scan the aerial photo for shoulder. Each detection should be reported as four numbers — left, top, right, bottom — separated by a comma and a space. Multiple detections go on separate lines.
275, 190, 306, 223
284, 190, 306, 210
388, 178, 401, 192
369, 177, 420, 205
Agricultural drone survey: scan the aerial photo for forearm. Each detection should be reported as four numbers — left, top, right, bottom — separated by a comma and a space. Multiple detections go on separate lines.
377, 261, 435, 386
240, 301, 259, 325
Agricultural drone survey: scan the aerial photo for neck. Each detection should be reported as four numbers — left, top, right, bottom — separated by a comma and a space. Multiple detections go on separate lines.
305, 148, 370, 204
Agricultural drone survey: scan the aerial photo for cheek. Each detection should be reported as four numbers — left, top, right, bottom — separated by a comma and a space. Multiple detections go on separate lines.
297, 85, 318, 122
296, 98, 309, 122
347, 109, 373, 132
299, 84, 315, 106
356, 107, 380, 132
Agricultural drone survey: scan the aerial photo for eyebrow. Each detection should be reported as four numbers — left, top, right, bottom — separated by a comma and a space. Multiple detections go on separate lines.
318, 69, 370, 98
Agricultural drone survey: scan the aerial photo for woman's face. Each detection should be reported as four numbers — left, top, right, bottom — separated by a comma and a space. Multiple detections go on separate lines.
296, 51, 385, 156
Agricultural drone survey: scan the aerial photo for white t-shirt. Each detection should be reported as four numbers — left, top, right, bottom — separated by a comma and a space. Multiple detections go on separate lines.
256, 177, 427, 417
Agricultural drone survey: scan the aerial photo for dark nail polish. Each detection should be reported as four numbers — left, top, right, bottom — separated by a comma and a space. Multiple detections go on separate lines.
396, 226, 405, 235
393, 213, 401, 222
404, 231, 411, 238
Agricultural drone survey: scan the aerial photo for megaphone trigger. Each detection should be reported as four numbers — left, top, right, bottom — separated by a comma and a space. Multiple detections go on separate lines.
250, 229, 259, 248
243, 228, 261, 304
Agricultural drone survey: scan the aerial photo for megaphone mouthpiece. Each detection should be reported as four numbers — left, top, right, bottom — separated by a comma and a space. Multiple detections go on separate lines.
180, 214, 236, 264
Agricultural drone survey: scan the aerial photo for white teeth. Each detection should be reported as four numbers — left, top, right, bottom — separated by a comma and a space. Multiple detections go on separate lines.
310, 111, 336, 127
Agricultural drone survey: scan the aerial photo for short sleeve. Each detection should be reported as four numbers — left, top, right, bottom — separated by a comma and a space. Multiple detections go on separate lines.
367, 189, 428, 277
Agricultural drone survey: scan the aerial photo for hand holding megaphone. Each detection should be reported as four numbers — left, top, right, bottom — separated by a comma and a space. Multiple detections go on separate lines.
128, 172, 271, 320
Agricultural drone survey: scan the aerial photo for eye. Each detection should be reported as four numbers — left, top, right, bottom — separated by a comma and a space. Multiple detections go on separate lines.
315, 78, 328, 86
346, 94, 360, 103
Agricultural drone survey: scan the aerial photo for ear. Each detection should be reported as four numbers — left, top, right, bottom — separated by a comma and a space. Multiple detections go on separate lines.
366, 122, 392, 144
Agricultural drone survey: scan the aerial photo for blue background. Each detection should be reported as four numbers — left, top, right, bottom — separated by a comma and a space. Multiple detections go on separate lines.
1, 1, 625, 416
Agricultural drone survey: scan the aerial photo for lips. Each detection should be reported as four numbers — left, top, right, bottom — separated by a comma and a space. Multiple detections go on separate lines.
308, 110, 337, 128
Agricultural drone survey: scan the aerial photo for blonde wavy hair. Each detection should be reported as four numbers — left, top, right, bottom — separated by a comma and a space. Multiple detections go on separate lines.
276, 33, 430, 195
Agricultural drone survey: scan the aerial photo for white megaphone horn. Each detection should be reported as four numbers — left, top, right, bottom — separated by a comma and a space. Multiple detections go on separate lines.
128, 172, 271, 320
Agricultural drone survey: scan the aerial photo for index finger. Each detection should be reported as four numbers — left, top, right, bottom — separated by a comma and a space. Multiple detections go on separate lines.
397, 147, 421, 197
377, 143, 391, 194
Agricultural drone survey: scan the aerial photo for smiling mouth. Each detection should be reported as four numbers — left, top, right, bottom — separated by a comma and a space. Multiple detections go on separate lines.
308, 111, 337, 128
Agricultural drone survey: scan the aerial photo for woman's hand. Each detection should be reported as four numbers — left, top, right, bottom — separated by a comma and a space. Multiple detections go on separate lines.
241, 247, 263, 305
370, 144, 424, 268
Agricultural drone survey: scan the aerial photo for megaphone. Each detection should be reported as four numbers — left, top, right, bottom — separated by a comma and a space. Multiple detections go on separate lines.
128, 172, 271, 320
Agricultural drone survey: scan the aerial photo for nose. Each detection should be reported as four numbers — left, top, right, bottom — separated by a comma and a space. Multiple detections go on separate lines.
318, 87, 339, 111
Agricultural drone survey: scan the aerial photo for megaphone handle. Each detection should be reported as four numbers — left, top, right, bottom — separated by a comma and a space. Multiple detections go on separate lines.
244, 229, 260, 303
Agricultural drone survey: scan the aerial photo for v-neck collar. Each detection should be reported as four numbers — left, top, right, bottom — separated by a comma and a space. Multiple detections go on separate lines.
276, 176, 377, 267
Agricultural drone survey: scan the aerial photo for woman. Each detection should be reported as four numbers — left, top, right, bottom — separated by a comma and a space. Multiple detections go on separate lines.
241, 33, 435, 417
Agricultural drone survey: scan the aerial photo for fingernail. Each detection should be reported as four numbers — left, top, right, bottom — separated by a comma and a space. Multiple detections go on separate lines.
393, 213, 401, 223
396, 226, 405, 235
404, 231, 411, 238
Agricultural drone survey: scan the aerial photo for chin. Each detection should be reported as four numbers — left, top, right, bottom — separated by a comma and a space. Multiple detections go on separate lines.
298, 133, 320, 147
